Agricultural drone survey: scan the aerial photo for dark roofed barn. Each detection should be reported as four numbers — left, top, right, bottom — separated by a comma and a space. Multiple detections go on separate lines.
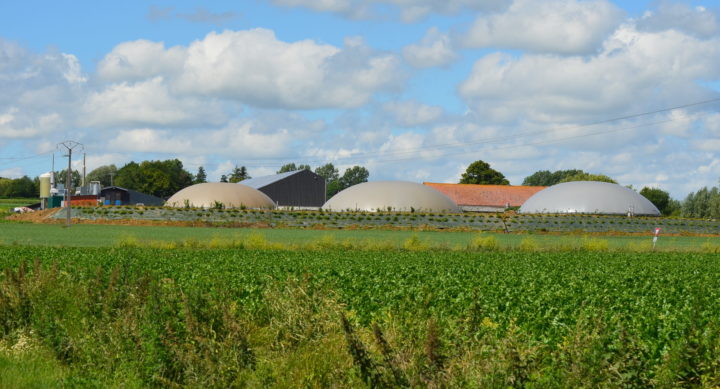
100, 186, 165, 206
241, 170, 326, 207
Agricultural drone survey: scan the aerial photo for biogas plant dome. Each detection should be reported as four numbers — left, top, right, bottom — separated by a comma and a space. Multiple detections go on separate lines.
166, 183, 275, 209
519, 181, 660, 216
322, 181, 461, 213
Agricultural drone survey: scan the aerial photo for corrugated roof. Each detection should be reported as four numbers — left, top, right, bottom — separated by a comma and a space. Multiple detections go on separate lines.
423, 183, 546, 207
240, 170, 302, 189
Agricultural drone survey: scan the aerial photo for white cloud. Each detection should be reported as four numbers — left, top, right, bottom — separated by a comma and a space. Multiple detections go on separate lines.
704, 113, 720, 135
383, 100, 443, 126
97, 40, 185, 82
107, 129, 194, 153
177, 30, 400, 108
98, 29, 402, 109
81, 77, 226, 128
460, 25, 720, 125
463, 0, 624, 55
637, 2, 719, 39
84, 153, 129, 172
0, 167, 24, 178
402, 27, 458, 68
0, 107, 60, 139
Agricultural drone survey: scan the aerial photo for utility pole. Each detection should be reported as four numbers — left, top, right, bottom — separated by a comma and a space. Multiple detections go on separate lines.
109, 172, 115, 186
82, 153, 86, 187
57, 141, 83, 227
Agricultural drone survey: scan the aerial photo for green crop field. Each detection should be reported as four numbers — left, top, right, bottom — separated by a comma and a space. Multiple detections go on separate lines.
2, 244, 720, 387
1, 222, 717, 251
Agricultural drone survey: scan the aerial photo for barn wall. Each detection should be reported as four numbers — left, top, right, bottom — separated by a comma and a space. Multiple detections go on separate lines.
259, 170, 326, 207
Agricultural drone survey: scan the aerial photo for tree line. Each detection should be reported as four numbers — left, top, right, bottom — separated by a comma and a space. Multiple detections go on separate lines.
458, 160, 717, 217
2, 157, 719, 218
61, 160, 370, 201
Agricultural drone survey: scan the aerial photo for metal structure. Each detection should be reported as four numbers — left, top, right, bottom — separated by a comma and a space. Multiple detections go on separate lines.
165, 183, 275, 209
518, 181, 661, 216
241, 170, 326, 207
322, 181, 461, 213
57, 140, 83, 227
100, 186, 164, 206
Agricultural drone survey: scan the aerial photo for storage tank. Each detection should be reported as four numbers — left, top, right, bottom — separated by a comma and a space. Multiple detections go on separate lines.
322, 181, 461, 213
39, 173, 52, 198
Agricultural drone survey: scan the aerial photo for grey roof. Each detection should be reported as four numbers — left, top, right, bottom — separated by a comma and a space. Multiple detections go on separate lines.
518, 181, 660, 216
322, 181, 461, 213
240, 170, 302, 189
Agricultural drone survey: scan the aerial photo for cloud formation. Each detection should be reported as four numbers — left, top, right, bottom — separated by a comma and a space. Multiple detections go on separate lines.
402, 28, 458, 68
463, 0, 624, 55
459, 25, 720, 124
97, 29, 401, 110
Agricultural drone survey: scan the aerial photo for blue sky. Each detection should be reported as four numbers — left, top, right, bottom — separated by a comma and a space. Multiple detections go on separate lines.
1, 0, 719, 199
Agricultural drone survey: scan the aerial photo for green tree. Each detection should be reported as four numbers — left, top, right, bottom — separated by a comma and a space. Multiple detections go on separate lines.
339, 166, 369, 190
315, 163, 339, 182
115, 159, 193, 198
228, 166, 250, 183
559, 172, 617, 184
114, 162, 142, 190
682, 186, 720, 219
194, 166, 207, 184
460, 160, 509, 185
0, 178, 11, 197
86, 165, 118, 187
55, 169, 81, 188
315, 163, 341, 198
220, 175, 228, 183
639, 187, 673, 215
522, 169, 585, 186
5, 176, 37, 197
277, 163, 311, 174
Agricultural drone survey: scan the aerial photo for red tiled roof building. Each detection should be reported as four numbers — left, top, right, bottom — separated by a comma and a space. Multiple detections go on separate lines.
423, 183, 546, 212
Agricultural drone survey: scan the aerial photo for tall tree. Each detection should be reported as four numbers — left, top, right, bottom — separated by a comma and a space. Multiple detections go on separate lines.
115, 159, 193, 198
5, 176, 37, 197
0, 178, 11, 197
315, 163, 339, 182
682, 185, 720, 219
86, 164, 118, 187
459, 160, 509, 185
54, 169, 81, 188
228, 165, 250, 183
277, 163, 311, 174
339, 166, 369, 190
277, 163, 297, 174
559, 172, 616, 184
316, 163, 341, 198
194, 166, 207, 184
522, 169, 585, 186
639, 187, 673, 215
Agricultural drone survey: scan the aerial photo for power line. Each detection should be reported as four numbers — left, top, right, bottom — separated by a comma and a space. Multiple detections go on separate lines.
231, 96, 720, 164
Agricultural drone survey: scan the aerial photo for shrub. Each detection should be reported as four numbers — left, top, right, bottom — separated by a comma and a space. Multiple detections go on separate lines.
469, 234, 499, 251
403, 235, 428, 251
581, 237, 609, 251
518, 237, 540, 251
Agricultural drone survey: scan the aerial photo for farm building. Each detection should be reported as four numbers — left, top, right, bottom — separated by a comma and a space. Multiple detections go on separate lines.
165, 182, 274, 209
519, 181, 660, 216
100, 186, 164, 206
322, 181, 461, 213
240, 170, 326, 208
423, 183, 545, 212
